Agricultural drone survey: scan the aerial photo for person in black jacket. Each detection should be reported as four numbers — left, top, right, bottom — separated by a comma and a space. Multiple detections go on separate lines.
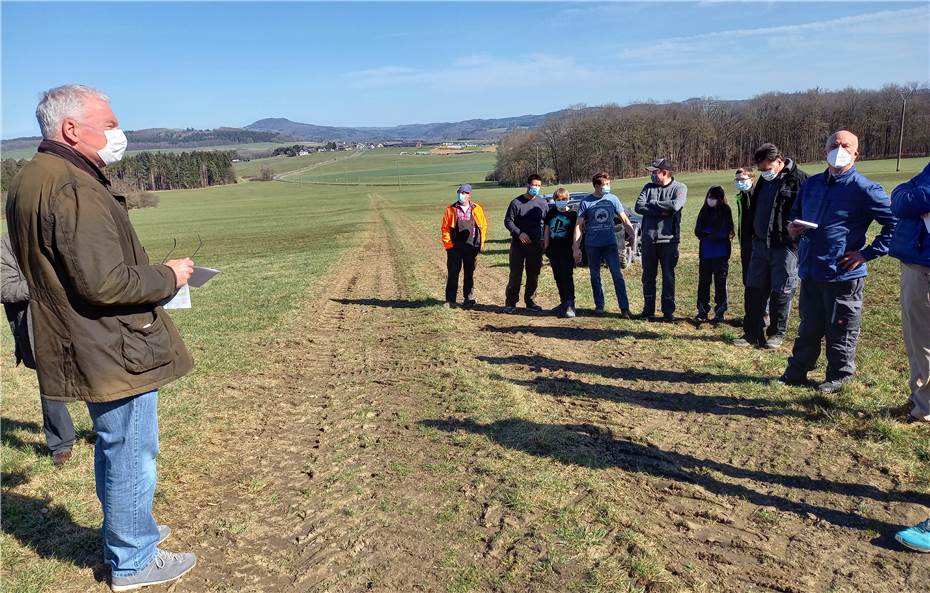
734, 143, 808, 349
1, 233, 76, 466
694, 186, 735, 323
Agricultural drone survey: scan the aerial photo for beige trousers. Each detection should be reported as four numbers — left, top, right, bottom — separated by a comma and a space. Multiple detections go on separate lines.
902, 262, 930, 421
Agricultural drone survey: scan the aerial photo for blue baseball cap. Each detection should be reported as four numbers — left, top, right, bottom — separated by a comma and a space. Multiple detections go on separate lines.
457, 184, 472, 194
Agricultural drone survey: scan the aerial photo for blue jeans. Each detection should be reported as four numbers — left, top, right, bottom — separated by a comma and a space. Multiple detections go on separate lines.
86, 390, 160, 577
586, 244, 629, 311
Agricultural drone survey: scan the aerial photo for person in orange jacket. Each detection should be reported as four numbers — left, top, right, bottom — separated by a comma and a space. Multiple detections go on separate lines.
441, 183, 487, 308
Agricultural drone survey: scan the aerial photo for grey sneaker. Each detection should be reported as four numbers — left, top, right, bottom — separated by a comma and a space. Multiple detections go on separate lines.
732, 336, 754, 347
765, 335, 785, 349
110, 549, 196, 592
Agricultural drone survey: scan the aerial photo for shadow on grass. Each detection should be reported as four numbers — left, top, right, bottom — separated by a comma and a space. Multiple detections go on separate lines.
1, 491, 102, 570
481, 324, 661, 341
478, 354, 761, 385
331, 297, 444, 309
421, 417, 925, 533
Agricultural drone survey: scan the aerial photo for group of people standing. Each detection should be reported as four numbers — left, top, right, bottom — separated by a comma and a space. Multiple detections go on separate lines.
440, 130, 930, 552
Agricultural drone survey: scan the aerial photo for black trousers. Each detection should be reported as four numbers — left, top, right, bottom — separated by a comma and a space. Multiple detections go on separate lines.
697, 257, 729, 318
743, 242, 798, 343
547, 247, 575, 305
785, 278, 864, 382
445, 245, 478, 303
641, 241, 679, 316
505, 239, 544, 306
739, 237, 752, 287
41, 395, 75, 453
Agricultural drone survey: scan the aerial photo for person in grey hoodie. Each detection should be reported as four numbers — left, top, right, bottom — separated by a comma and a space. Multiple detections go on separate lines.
1, 233, 76, 466
634, 159, 687, 321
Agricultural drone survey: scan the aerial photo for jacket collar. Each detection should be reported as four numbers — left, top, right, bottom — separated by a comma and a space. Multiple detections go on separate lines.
37, 140, 110, 187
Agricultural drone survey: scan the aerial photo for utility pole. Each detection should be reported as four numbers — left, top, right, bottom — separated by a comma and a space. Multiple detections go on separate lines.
896, 85, 914, 172
535, 143, 540, 173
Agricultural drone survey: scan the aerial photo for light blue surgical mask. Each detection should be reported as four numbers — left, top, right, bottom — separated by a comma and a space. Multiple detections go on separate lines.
600, 185, 611, 195
457, 193, 468, 203
555, 200, 569, 211
528, 186, 541, 197
760, 169, 777, 182
735, 179, 751, 191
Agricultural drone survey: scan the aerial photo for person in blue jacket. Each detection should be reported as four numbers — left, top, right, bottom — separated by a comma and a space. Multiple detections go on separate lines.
889, 161, 930, 554
889, 161, 930, 424
693, 185, 734, 323
778, 130, 898, 393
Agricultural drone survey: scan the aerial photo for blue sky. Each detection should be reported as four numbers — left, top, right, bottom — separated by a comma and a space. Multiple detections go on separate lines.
2, 1, 928, 138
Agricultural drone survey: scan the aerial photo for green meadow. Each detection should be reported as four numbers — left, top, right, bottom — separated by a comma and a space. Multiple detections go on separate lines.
1, 148, 928, 592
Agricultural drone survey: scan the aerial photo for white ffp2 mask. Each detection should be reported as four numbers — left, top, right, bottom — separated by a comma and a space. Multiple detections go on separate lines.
97, 128, 128, 165
826, 147, 853, 169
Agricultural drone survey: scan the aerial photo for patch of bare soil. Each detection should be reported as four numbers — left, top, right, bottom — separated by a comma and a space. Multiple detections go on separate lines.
166, 195, 926, 593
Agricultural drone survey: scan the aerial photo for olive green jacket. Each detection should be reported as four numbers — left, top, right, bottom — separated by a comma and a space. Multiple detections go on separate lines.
5, 143, 193, 402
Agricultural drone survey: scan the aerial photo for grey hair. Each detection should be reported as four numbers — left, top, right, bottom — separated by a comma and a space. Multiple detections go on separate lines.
35, 84, 109, 139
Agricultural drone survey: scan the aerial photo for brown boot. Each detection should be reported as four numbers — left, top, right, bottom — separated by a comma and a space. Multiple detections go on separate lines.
52, 449, 72, 467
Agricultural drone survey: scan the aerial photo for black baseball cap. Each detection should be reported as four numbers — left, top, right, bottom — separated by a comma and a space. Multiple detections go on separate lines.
645, 158, 675, 172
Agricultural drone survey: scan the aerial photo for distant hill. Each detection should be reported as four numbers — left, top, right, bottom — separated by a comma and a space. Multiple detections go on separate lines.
1, 105, 603, 154
1, 127, 290, 157
244, 111, 575, 143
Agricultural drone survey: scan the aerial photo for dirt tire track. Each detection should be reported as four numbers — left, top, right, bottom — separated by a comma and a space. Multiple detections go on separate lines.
374, 195, 929, 593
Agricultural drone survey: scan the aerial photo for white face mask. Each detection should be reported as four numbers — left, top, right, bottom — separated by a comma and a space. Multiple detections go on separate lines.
706, 198, 718, 208
97, 128, 128, 165
826, 147, 853, 169
760, 169, 777, 182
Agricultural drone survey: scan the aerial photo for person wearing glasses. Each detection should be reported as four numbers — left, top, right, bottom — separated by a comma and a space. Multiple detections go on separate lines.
5, 85, 198, 591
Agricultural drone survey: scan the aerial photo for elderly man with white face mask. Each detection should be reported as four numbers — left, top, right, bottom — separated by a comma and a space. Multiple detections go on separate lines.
5, 85, 197, 590
778, 130, 898, 394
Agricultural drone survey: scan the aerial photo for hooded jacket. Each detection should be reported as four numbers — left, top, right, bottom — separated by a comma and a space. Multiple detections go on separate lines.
441, 201, 487, 250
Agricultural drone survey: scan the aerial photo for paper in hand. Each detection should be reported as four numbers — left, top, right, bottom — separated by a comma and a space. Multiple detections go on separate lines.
163, 284, 191, 310
923, 213, 930, 233
189, 266, 220, 288
792, 219, 819, 230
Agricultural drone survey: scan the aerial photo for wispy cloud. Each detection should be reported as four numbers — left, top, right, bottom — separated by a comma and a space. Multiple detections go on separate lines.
344, 53, 598, 91
618, 6, 930, 61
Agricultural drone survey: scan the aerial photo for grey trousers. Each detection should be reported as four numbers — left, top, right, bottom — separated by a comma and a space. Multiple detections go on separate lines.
901, 262, 930, 421
785, 277, 864, 382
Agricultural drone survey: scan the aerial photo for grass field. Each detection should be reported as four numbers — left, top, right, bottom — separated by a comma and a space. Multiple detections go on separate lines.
2, 152, 929, 593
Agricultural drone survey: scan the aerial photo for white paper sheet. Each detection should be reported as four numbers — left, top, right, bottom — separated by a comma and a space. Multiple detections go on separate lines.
791, 219, 819, 229
163, 284, 191, 310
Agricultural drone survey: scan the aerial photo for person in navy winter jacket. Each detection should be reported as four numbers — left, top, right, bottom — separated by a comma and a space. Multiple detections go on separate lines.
779, 130, 898, 393
694, 185, 734, 322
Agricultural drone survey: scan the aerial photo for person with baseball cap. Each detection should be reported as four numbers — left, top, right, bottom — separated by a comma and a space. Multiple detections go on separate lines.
441, 183, 487, 308
634, 159, 687, 321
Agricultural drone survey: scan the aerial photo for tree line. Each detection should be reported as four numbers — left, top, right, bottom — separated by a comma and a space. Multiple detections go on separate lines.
488, 85, 930, 186
108, 150, 237, 191
2, 150, 237, 210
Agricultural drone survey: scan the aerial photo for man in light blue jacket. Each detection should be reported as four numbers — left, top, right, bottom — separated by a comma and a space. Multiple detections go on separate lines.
779, 130, 897, 393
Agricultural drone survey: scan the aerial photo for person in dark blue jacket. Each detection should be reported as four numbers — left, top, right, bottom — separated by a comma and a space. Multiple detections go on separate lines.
779, 130, 898, 393
889, 161, 930, 424
694, 186, 734, 323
